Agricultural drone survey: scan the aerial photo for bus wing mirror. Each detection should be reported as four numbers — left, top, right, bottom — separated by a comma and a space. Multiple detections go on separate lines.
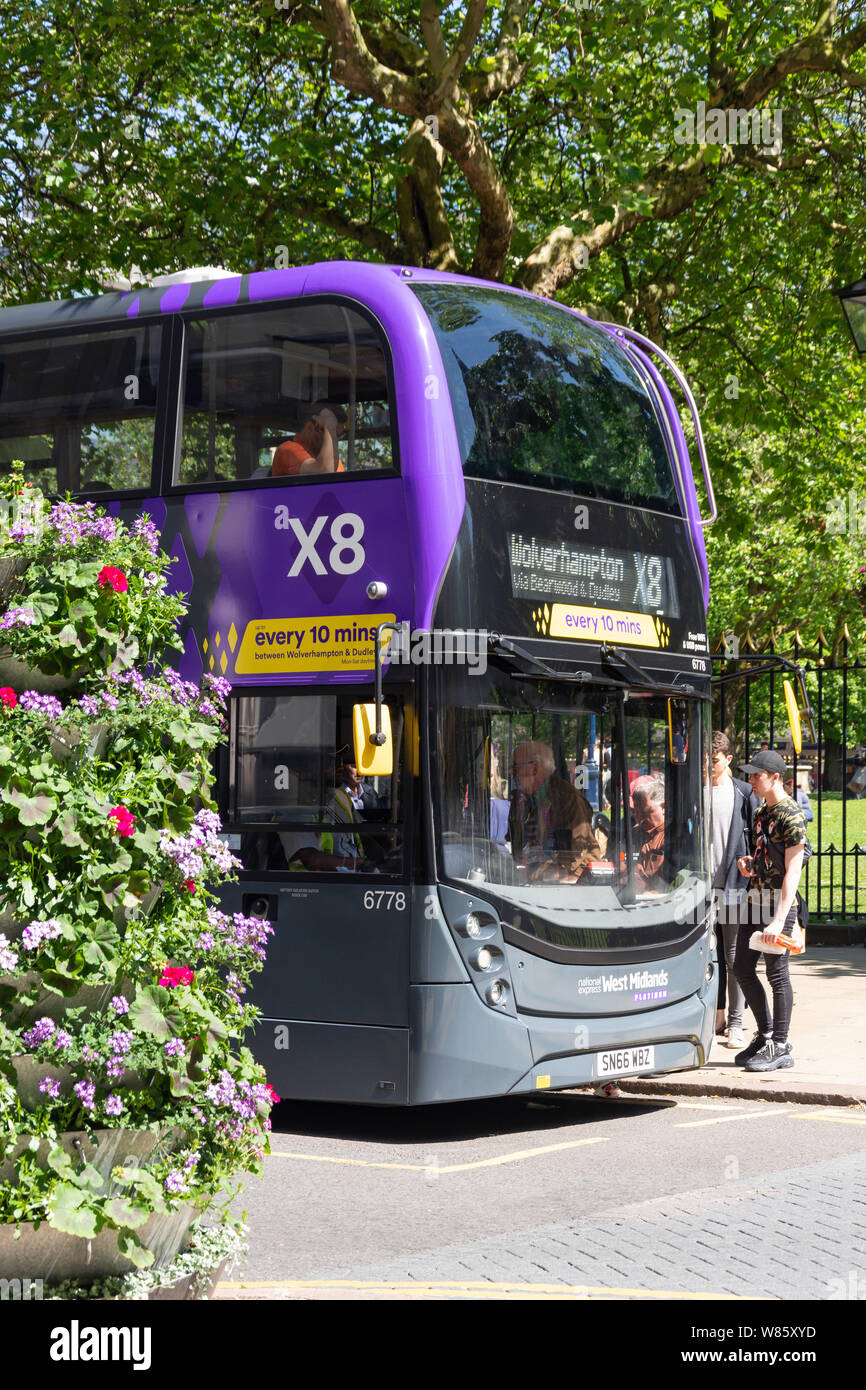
353, 703, 393, 776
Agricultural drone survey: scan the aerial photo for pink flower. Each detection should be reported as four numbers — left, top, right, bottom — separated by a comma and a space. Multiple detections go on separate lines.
159, 965, 195, 988
185, 879, 195, 894
0, 687, 17, 710
266, 1084, 280, 1105
108, 805, 136, 837
98, 565, 129, 593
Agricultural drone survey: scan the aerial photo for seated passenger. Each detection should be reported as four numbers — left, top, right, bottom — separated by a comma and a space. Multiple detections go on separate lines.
631, 774, 667, 891
508, 741, 601, 882
271, 403, 346, 477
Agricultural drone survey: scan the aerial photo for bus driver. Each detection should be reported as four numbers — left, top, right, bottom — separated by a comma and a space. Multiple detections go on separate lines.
508, 741, 602, 882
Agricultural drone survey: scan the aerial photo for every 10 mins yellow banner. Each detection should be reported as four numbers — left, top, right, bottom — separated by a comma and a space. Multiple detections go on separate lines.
234, 614, 396, 675
549, 604, 661, 647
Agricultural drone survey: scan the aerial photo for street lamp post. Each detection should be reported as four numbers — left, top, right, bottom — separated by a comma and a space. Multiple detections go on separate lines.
834, 277, 866, 354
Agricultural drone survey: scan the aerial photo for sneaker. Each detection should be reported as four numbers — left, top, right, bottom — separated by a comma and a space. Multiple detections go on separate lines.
724, 1026, 746, 1050
593, 1081, 624, 1098
735, 1031, 771, 1065
745, 1040, 794, 1073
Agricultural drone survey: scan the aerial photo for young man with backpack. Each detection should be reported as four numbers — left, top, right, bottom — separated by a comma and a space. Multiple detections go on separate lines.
733, 750, 809, 1073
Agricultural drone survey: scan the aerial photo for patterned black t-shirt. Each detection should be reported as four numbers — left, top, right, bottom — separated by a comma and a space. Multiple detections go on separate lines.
752, 795, 808, 891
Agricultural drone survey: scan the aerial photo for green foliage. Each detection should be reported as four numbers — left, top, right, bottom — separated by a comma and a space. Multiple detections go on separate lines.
0, 481, 275, 1268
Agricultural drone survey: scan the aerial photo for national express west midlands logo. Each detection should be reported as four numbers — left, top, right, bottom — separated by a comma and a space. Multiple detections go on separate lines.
577, 969, 669, 1004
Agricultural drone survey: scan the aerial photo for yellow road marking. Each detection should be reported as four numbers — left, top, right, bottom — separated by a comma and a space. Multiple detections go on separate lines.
217, 1278, 749, 1300
268, 1136, 606, 1173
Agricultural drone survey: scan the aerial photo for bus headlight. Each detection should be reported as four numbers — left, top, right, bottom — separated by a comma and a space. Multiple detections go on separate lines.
465, 913, 482, 937
705, 962, 714, 981
710, 931, 717, 951
486, 980, 506, 1006
475, 946, 493, 969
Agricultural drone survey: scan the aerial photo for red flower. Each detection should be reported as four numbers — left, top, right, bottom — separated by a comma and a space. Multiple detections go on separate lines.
266, 1084, 280, 1105
0, 687, 17, 710
98, 566, 129, 593
159, 965, 195, 988
108, 805, 136, 837
185, 879, 195, 894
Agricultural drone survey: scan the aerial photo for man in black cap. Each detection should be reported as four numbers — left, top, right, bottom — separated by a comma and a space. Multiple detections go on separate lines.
733, 750, 807, 1072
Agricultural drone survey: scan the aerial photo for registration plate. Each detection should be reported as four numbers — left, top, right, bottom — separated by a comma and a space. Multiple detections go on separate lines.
596, 1045, 655, 1078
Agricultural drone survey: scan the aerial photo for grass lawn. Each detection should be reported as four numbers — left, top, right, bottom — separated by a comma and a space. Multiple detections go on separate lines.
801, 793, 866, 918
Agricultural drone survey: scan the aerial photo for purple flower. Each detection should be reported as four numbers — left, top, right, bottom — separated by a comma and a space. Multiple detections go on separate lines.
100, 691, 119, 710
20, 918, 63, 950
110, 995, 130, 1015
74, 1079, 96, 1111
104, 1094, 124, 1116
196, 932, 215, 952
105, 1059, 125, 1081
164, 1170, 187, 1195
131, 515, 160, 555
38, 1077, 61, 1099
18, 691, 63, 721
53, 1029, 73, 1051
81, 1045, 101, 1064
77, 694, 99, 717
164, 1037, 186, 1059
108, 1030, 133, 1055
0, 606, 37, 630
22, 1017, 56, 1048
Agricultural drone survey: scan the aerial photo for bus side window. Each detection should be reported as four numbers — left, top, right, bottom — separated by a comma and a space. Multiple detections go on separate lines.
0, 325, 161, 495
175, 303, 395, 487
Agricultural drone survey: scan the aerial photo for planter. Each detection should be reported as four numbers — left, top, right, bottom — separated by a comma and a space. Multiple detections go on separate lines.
12, 1056, 73, 1108
0, 554, 29, 600
12, 1055, 150, 1110
49, 722, 109, 763
0, 1125, 182, 1185
3, 976, 136, 1026
0, 651, 78, 693
0, 1203, 199, 1279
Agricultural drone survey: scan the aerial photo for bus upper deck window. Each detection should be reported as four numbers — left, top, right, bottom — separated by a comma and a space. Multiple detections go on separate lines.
0, 325, 161, 496
175, 302, 395, 488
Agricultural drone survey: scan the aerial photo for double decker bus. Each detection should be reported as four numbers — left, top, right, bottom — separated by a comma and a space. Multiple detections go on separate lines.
0, 262, 716, 1105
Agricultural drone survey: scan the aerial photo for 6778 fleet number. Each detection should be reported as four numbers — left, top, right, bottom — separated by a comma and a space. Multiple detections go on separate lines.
363, 890, 407, 909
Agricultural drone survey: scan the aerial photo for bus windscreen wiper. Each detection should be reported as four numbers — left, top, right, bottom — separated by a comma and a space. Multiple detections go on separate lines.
600, 642, 700, 698
487, 635, 593, 684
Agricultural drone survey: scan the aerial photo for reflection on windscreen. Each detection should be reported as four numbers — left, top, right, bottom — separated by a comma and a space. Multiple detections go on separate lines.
435, 666, 709, 931
412, 283, 676, 510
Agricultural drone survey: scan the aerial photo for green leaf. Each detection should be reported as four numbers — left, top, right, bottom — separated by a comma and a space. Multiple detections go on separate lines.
105, 1196, 151, 1229
49, 1182, 99, 1238
2, 784, 57, 826
41, 967, 85, 997
128, 984, 172, 1038
116, 1229, 155, 1267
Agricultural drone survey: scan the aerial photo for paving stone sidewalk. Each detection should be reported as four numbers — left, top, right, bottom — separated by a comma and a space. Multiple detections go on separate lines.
318, 1149, 866, 1298
620, 946, 866, 1106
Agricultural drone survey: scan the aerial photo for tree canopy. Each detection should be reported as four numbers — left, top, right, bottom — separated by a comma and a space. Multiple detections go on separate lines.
1, 1, 864, 647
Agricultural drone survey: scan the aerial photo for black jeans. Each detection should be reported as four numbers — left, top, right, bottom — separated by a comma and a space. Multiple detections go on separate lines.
733, 901, 797, 1044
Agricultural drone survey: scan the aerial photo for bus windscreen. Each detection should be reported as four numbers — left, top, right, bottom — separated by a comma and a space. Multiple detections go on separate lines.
412, 283, 677, 511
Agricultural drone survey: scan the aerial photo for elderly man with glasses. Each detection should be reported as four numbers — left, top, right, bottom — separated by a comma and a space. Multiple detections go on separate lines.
508, 741, 601, 882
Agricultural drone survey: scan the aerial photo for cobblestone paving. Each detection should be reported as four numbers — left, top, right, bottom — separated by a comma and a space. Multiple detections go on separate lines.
335, 1150, 866, 1297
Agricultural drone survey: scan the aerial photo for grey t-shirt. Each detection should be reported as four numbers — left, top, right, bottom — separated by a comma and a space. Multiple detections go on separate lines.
711, 775, 735, 887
